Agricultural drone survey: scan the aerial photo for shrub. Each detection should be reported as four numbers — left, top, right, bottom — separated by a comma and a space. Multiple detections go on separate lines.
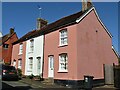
29, 74, 34, 79
17, 68, 22, 79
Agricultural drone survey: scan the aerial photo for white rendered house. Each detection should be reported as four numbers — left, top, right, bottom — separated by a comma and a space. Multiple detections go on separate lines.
25, 18, 47, 76
25, 35, 44, 76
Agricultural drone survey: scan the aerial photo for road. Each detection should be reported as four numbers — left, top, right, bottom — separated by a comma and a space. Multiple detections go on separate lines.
1, 80, 118, 90
1, 81, 72, 90
2, 81, 33, 90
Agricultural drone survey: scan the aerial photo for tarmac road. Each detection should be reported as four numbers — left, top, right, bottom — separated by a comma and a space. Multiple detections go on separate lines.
2, 81, 32, 90
1, 80, 119, 90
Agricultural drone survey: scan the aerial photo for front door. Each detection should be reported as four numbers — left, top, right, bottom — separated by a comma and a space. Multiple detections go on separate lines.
48, 56, 54, 78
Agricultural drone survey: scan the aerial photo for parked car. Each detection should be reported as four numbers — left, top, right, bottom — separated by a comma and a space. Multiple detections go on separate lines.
2, 64, 18, 80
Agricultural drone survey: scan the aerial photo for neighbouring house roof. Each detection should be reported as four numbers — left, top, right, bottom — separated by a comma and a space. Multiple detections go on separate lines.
13, 3, 93, 45
0, 32, 17, 46
112, 45, 120, 58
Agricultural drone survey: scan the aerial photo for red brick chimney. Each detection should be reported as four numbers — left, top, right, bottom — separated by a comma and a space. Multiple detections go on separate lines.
10, 28, 14, 35
37, 18, 48, 30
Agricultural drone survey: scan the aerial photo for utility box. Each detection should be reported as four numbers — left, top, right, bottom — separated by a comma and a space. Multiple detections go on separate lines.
84, 75, 94, 89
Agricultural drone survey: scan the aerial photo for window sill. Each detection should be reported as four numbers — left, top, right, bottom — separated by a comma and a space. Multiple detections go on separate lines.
27, 70, 32, 72
28, 52, 33, 54
58, 44, 68, 48
3, 48, 8, 49
18, 53, 23, 55
57, 70, 68, 73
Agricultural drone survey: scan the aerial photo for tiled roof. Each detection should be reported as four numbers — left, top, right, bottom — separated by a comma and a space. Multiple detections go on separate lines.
13, 3, 93, 44
13, 30, 38, 44
0, 32, 16, 45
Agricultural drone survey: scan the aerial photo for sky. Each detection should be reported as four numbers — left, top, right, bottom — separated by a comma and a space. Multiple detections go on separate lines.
2, 2, 118, 52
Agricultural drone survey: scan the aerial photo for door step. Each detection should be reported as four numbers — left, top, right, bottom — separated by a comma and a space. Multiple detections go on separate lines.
42, 78, 54, 85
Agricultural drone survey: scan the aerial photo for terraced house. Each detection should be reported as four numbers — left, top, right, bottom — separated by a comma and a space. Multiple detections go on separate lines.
11, 1, 118, 88
42, 1, 118, 87
11, 18, 47, 75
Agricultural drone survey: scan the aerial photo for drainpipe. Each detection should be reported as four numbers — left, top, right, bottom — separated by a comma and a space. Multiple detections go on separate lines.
41, 34, 45, 80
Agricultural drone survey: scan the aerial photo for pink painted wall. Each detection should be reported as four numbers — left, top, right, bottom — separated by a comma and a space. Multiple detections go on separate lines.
76, 10, 118, 80
11, 41, 26, 75
43, 25, 78, 80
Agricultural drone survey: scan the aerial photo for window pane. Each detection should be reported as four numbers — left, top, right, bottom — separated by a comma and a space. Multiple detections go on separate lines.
30, 40, 34, 52
60, 29, 68, 45
59, 53, 68, 71
29, 58, 33, 70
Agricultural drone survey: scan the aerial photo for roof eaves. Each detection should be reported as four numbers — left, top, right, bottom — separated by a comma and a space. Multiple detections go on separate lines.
13, 30, 38, 45
2, 32, 16, 44
76, 6, 94, 23
112, 45, 119, 58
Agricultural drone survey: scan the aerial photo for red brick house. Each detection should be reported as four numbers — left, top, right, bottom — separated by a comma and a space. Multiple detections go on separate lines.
42, 1, 118, 87
0, 28, 18, 65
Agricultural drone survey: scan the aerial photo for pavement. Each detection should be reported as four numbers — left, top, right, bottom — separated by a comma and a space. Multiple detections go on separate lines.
19, 78, 66, 89
19, 78, 118, 90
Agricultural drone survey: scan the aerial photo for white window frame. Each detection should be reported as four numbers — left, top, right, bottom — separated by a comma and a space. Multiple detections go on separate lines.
59, 29, 68, 46
3, 44, 9, 49
13, 60, 16, 67
58, 53, 68, 72
29, 57, 33, 71
19, 43, 23, 55
29, 39, 34, 52
18, 59, 22, 69
37, 57, 41, 73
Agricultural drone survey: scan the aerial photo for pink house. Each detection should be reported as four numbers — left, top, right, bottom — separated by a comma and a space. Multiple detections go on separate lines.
43, 2, 118, 87
11, 41, 26, 75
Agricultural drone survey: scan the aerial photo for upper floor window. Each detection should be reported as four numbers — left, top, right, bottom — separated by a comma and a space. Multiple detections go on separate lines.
30, 39, 34, 52
59, 29, 68, 46
19, 43, 23, 54
59, 53, 68, 72
3, 44, 9, 49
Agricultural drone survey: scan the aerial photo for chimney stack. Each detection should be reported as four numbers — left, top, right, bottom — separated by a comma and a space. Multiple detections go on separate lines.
82, 0, 92, 12
37, 18, 48, 30
10, 28, 14, 35
82, 0, 87, 12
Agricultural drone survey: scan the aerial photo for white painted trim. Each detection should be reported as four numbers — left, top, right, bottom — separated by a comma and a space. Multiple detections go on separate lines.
76, 7, 112, 38
112, 45, 119, 58
57, 70, 68, 73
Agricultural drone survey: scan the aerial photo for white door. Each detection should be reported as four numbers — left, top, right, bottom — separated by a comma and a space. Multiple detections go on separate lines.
48, 56, 54, 78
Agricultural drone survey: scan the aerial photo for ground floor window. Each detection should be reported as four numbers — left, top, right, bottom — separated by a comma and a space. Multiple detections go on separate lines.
18, 59, 22, 69
37, 57, 41, 74
29, 57, 33, 71
13, 59, 16, 67
59, 53, 68, 72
